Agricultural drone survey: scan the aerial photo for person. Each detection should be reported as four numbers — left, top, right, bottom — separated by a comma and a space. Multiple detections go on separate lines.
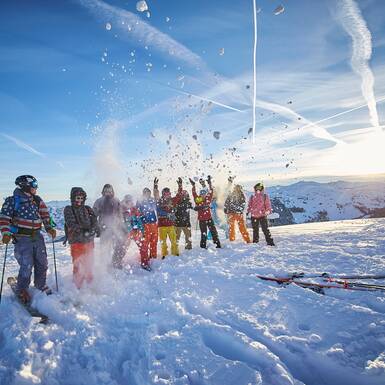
224, 184, 251, 243
136, 179, 159, 259
190, 175, 221, 249
64, 188, 99, 289
154, 178, 182, 258
120, 194, 149, 270
247, 182, 275, 246
0, 175, 56, 303
175, 183, 193, 250
93, 184, 124, 265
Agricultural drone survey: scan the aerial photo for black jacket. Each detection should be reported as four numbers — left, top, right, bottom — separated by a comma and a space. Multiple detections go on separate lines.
175, 196, 192, 227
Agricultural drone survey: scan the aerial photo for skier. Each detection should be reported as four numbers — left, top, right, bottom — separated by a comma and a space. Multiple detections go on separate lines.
190, 175, 221, 249
247, 182, 275, 246
64, 187, 99, 289
154, 178, 183, 258
93, 184, 124, 267
120, 194, 149, 270
175, 183, 193, 250
136, 179, 159, 259
0, 175, 56, 303
224, 184, 251, 243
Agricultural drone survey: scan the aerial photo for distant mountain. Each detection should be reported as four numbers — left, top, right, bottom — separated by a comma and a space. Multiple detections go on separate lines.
268, 180, 385, 225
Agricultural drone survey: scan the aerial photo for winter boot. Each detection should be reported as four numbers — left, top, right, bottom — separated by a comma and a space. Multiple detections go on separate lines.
18, 289, 31, 304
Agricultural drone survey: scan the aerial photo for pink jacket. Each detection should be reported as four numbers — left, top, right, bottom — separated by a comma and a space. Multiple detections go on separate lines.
247, 192, 272, 218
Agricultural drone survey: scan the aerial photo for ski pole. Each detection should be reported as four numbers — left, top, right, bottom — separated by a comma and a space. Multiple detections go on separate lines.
0, 244, 8, 304
52, 240, 59, 292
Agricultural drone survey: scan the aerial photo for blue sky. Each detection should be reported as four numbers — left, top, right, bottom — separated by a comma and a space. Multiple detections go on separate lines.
1, 0, 385, 201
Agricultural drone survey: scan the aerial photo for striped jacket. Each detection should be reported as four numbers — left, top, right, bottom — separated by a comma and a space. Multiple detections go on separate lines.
0, 188, 52, 235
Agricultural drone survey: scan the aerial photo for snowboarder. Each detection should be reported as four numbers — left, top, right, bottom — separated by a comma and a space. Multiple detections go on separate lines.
0, 175, 56, 303
247, 183, 275, 246
224, 184, 251, 243
175, 183, 193, 250
120, 194, 149, 270
136, 179, 159, 259
93, 184, 124, 267
190, 175, 221, 249
64, 187, 99, 289
154, 178, 183, 258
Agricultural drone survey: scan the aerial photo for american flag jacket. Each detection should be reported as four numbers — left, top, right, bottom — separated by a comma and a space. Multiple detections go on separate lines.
0, 188, 52, 235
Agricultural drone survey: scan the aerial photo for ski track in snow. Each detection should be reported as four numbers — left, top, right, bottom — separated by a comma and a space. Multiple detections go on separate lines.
1, 219, 385, 385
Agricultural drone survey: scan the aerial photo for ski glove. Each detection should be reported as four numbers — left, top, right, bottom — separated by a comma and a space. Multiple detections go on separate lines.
47, 229, 56, 239
1, 233, 11, 244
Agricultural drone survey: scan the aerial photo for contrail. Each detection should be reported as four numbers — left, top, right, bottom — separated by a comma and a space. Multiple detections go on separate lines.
252, 0, 258, 143
338, 0, 380, 131
77, 0, 205, 69
300, 94, 385, 131
0, 133, 46, 157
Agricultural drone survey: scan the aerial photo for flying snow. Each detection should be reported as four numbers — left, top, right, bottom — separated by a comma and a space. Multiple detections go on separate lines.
136, 1, 148, 13
274, 5, 285, 15
105, 22, 112, 30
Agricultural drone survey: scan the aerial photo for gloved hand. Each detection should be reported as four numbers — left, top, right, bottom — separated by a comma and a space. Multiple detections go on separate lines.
207, 175, 212, 185
177, 177, 182, 185
189, 178, 195, 186
1, 233, 12, 244
47, 229, 56, 239
154, 177, 159, 189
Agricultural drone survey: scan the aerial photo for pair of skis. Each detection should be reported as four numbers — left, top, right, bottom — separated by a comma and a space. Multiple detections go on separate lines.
257, 272, 385, 294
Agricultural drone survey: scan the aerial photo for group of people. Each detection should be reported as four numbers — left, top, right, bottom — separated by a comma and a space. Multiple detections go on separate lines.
0, 174, 275, 302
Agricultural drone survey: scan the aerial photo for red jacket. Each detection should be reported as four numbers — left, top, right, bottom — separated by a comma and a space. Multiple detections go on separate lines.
192, 185, 213, 221
154, 187, 182, 227
247, 192, 272, 219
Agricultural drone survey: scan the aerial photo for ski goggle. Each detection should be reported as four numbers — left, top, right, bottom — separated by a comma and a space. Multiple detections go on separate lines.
30, 181, 38, 189
75, 195, 85, 201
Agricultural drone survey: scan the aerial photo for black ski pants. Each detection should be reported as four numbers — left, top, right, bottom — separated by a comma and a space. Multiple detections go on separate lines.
251, 216, 274, 244
199, 219, 221, 248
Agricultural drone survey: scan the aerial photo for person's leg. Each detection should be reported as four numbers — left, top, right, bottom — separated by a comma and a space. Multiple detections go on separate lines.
184, 227, 192, 249
112, 234, 126, 269
169, 226, 179, 256
260, 217, 275, 245
70, 243, 86, 289
237, 214, 251, 243
32, 233, 49, 290
149, 223, 158, 258
83, 241, 95, 284
207, 219, 221, 248
199, 220, 208, 248
228, 214, 236, 241
159, 226, 168, 257
175, 226, 182, 247
251, 217, 260, 243
14, 237, 34, 292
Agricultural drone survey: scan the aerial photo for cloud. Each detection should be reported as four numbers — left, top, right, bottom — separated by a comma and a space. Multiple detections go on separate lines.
337, 0, 380, 130
77, 0, 206, 69
0, 132, 46, 158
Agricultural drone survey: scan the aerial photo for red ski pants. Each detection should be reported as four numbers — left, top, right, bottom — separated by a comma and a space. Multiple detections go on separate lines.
70, 241, 94, 289
143, 223, 158, 258
127, 229, 149, 266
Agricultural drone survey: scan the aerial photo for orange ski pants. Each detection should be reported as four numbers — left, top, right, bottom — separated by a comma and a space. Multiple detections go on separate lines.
228, 213, 251, 243
70, 241, 94, 289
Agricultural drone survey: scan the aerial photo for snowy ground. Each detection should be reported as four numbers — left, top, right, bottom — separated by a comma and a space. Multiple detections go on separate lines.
1, 218, 385, 385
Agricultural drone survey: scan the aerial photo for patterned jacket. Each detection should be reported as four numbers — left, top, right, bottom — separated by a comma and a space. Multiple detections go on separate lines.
247, 192, 272, 219
0, 188, 52, 235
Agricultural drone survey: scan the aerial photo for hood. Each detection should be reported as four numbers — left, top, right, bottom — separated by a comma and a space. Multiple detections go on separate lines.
70, 187, 87, 203
102, 184, 114, 196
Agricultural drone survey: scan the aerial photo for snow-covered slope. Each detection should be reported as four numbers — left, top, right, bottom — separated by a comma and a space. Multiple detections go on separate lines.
269, 180, 385, 224
1, 219, 385, 385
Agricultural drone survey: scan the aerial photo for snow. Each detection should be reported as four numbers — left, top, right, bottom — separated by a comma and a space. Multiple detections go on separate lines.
136, 1, 149, 13
1, 218, 385, 384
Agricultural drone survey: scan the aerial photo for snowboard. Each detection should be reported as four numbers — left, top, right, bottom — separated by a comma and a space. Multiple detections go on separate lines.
7, 277, 49, 324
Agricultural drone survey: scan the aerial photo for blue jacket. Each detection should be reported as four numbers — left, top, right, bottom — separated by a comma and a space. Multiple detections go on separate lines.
136, 198, 157, 224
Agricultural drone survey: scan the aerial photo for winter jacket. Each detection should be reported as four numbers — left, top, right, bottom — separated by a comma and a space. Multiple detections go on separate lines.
136, 198, 157, 224
247, 192, 272, 219
154, 187, 182, 227
122, 206, 144, 233
175, 195, 192, 227
192, 185, 213, 221
93, 195, 121, 230
64, 187, 99, 244
0, 188, 52, 236
224, 193, 246, 215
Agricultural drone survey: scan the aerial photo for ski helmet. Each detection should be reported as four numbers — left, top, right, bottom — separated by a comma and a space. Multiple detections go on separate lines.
15, 175, 38, 191
254, 182, 264, 191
